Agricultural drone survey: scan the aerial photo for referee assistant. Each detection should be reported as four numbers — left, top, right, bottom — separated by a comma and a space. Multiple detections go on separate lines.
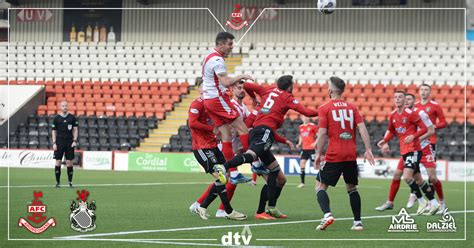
52, 101, 78, 188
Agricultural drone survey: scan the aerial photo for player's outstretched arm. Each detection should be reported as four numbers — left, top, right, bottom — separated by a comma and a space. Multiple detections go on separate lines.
217, 72, 253, 87
288, 99, 318, 117
357, 122, 375, 166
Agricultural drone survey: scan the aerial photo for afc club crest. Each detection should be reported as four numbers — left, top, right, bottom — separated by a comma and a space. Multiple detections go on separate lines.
70, 189, 97, 232
18, 191, 56, 234
226, 4, 248, 30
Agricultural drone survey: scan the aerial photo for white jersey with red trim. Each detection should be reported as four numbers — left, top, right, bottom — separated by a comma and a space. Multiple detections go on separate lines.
202, 49, 228, 99
414, 108, 433, 149
231, 99, 251, 119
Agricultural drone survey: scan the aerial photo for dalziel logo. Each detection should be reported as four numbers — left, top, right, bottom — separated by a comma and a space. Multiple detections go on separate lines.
427, 208, 457, 232
388, 208, 419, 232
221, 225, 252, 246
396, 127, 406, 134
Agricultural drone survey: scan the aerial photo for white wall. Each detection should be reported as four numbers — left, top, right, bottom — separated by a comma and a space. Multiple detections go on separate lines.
0, 85, 43, 120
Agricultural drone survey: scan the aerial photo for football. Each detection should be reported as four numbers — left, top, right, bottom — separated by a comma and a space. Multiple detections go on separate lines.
318, 0, 336, 15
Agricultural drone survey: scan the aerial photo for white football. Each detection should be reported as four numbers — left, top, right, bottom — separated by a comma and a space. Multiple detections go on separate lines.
318, 0, 336, 15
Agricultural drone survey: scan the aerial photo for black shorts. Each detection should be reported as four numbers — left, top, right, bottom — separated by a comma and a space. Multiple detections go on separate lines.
248, 125, 276, 167
54, 139, 74, 161
402, 151, 422, 174
316, 160, 359, 187
430, 143, 436, 161
193, 148, 226, 174
300, 149, 315, 161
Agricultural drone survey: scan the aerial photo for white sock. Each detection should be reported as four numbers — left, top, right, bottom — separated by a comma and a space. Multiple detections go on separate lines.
324, 212, 332, 218
418, 198, 426, 205
354, 220, 362, 226
430, 199, 439, 206
230, 171, 240, 178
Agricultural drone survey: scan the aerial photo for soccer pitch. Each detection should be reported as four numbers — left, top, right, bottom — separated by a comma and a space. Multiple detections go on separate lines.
1, 167, 473, 247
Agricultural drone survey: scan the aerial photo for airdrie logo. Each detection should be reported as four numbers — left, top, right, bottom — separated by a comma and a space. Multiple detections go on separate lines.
18, 191, 56, 234
388, 208, 419, 232
70, 189, 97, 232
427, 208, 457, 232
221, 225, 252, 246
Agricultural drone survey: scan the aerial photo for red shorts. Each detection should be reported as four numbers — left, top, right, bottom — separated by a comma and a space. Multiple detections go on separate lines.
420, 145, 436, 168
203, 96, 239, 127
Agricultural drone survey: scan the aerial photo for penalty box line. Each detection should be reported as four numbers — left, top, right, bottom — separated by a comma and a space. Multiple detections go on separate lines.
55, 210, 474, 240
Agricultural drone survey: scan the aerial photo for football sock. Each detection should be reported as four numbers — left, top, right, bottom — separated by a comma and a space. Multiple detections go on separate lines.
348, 189, 362, 221
252, 172, 257, 182
197, 183, 213, 204
267, 169, 279, 207
201, 182, 220, 209
67, 166, 73, 183
419, 180, 435, 200
431, 179, 444, 201
219, 183, 236, 210
316, 189, 331, 214
388, 179, 401, 202
274, 186, 283, 204
239, 133, 249, 151
257, 184, 268, 214
55, 166, 61, 184
224, 153, 254, 170
216, 184, 233, 214
221, 142, 234, 161
300, 170, 305, 184
407, 179, 422, 198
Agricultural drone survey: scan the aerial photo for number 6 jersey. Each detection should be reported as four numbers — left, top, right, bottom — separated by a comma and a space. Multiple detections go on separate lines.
318, 99, 364, 163
243, 83, 318, 131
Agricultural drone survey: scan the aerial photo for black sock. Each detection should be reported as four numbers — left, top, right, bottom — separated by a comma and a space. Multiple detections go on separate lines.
267, 170, 279, 207
316, 189, 331, 214
200, 183, 219, 209
55, 166, 61, 184
67, 166, 73, 183
275, 186, 283, 202
408, 179, 422, 198
224, 153, 254, 170
216, 184, 233, 214
348, 189, 361, 221
300, 170, 305, 184
257, 184, 268, 214
419, 181, 435, 200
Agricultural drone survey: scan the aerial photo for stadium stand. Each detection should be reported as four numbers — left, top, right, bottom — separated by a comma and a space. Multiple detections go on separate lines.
0, 41, 472, 161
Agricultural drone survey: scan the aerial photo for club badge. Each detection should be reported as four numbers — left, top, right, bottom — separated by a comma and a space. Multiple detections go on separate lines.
70, 189, 96, 232
18, 191, 56, 234
226, 4, 248, 30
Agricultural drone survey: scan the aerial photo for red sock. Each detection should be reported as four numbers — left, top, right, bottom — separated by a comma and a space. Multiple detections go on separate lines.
252, 172, 257, 181
432, 180, 444, 201
221, 141, 234, 161
239, 133, 249, 151
219, 183, 237, 210
197, 183, 214, 204
388, 179, 401, 202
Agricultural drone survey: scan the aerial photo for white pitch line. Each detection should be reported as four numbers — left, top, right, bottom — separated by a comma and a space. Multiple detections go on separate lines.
57, 238, 227, 247
0, 181, 467, 192
55, 210, 474, 240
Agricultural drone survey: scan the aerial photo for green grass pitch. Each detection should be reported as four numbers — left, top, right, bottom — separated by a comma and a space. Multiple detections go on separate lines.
0, 167, 473, 247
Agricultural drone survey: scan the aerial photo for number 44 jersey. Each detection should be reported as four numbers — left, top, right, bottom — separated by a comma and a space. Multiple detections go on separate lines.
318, 99, 364, 163
243, 83, 318, 131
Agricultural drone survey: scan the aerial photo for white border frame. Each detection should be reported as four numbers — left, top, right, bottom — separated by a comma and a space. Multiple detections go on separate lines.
5, 6, 469, 244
